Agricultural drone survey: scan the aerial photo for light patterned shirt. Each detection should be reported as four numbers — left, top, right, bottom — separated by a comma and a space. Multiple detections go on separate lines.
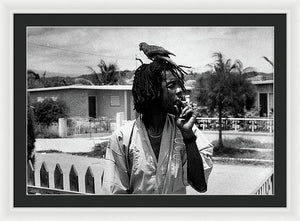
103, 114, 213, 194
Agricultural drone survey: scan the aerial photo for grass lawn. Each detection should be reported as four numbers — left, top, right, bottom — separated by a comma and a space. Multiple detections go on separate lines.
212, 137, 273, 159
213, 146, 273, 160
214, 137, 273, 149
211, 137, 273, 167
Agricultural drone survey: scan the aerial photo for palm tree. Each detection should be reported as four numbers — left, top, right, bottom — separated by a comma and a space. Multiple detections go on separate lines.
200, 52, 255, 148
87, 59, 120, 85
27, 70, 44, 88
74, 78, 94, 85
262, 56, 274, 69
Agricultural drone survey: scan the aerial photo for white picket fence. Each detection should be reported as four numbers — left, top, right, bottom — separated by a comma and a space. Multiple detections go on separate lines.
27, 160, 103, 195
252, 170, 274, 195
196, 117, 273, 133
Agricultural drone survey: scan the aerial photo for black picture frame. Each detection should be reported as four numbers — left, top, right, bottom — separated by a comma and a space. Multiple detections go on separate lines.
14, 13, 286, 207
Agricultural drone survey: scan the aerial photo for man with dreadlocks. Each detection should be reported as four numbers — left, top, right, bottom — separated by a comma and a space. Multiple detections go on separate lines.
103, 59, 213, 194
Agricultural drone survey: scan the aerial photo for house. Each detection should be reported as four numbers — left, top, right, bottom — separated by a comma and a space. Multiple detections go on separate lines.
28, 85, 193, 121
28, 85, 136, 121
251, 79, 274, 117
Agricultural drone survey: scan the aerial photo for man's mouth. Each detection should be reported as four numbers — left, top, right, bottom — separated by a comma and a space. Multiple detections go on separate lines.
173, 99, 186, 117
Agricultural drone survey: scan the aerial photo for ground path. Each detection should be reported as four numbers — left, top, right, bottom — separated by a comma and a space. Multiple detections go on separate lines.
35, 136, 110, 153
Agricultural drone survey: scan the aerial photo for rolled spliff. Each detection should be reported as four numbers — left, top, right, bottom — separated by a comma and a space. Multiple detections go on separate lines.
191, 104, 208, 117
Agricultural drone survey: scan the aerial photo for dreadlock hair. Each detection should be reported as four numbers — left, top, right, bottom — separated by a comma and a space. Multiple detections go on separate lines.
132, 59, 186, 115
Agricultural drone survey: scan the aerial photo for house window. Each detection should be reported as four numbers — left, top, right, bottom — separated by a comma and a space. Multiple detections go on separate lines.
37, 96, 58, 102
37, 97, 44, 102
51, 97, 58, 101
111, 96, 120, 106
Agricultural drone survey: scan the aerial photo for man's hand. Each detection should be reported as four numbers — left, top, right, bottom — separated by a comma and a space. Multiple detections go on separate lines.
176, 105, 197, 139
176, 105, 207, 193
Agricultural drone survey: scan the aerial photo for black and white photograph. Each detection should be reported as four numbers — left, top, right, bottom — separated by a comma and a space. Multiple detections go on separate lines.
26, 26, 275, 194
12, 13, 286, 207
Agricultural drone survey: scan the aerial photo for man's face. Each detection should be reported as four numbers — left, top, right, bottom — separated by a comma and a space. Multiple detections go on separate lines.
160, 70, 183, 115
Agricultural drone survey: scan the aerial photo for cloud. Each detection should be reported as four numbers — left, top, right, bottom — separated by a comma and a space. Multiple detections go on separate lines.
27, 27, 274, 75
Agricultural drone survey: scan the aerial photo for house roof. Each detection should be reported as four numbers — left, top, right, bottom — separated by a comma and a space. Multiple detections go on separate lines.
250, 80, 274, 85
28, 84, 194, 92
28, 85, 133, 92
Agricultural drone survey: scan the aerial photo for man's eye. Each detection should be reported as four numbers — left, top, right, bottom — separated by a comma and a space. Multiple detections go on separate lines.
166, 82, 176, 89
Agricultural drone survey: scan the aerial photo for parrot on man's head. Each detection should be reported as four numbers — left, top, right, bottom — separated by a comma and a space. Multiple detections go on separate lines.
138, 42, 190, 76
139, 42, 176, 61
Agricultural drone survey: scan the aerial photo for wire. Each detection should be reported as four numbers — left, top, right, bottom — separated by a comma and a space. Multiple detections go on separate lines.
28, 42, 196, 71
28, 42, 135, 61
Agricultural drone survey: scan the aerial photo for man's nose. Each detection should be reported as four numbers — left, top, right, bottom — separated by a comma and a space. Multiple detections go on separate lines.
176, 88, 186, 101
175, 87, 182, 95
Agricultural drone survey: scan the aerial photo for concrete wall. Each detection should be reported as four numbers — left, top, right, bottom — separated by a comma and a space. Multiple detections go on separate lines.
255, 84, 273, 93
96, 90, 126, 121
29, 89, 89, 118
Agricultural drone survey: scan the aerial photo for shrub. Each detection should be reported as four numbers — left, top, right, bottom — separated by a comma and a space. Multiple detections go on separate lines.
27, 105, 36, 164
92, 141, 109, 158
32, 98, 68, 126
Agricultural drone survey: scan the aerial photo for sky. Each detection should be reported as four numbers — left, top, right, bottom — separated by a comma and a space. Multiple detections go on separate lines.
27, 27, 274, 77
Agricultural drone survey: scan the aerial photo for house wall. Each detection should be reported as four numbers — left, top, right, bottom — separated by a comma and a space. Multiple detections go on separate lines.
96, 90, 126, 121
29, 89, 89, 118
255, 84, 273, 93
126, 91, 137, 120
253, 83, 274, 117
253, 83, 273, 108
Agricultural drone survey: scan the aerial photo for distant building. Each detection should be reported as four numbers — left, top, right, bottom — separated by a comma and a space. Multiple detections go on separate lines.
28, 85, 136, 121
251, 79, 274, 117
28, 85, 192, 121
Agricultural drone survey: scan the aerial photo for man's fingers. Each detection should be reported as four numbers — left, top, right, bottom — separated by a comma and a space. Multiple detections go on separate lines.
187, 114, 197, 125
181, 108, 193, 118
180, 106, 189, 117
176, 113, 196, 130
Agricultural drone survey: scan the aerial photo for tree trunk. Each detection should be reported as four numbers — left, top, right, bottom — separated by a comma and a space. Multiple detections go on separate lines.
218, 108, 223, 149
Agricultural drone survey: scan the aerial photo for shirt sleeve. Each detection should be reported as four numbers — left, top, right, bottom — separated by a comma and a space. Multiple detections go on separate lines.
102, 129, 130, 194
192, 125, 214, 183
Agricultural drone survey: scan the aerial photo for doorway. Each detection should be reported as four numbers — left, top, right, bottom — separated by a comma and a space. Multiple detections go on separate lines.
259, 93, 268, 117
88, 96, 96, 118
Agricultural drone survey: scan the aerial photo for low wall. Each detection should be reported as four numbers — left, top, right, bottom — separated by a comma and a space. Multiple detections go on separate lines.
202, 131, 274, 143
35, 123, 59, 138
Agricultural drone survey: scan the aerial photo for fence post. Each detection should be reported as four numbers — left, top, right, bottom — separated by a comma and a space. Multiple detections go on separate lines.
251, 120, 255, 132
54, 163, 64, 190
234, 121, 237, 132
58, 118, 68, 138
116, 112, 125, 129
40, 162, 49, 188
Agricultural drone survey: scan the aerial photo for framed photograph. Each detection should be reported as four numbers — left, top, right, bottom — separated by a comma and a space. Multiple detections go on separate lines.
14, 13, 286, 207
